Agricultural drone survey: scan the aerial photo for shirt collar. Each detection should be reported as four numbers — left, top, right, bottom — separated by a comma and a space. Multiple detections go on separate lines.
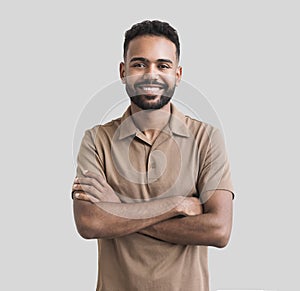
168, 103, 190, 137
118, 106, 138, 140
118, 103, 190, 140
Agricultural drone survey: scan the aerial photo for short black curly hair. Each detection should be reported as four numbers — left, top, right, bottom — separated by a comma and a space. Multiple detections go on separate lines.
123, 20, 180, 60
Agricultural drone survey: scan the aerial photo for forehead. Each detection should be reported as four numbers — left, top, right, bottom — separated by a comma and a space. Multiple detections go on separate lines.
126, 35, 177, 62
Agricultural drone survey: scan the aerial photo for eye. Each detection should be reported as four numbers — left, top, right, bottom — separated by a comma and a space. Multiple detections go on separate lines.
132, 63, 146, 68
158, 64, 171, 69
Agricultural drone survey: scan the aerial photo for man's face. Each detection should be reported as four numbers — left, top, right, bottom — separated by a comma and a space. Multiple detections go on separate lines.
120, 35, 182, 110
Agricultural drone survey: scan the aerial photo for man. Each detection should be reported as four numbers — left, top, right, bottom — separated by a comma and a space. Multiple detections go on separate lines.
72, 20, 234, 291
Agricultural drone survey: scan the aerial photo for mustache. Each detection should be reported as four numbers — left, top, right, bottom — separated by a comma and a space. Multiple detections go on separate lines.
134, 80, 167, 89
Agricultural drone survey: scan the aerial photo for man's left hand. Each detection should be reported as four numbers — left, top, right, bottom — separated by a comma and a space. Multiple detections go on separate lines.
72, 170, 121, 203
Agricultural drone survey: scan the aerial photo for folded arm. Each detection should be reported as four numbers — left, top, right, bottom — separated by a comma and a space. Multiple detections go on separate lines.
72, 172, 232, 247
73, 171, 201, 240
139, 190, 233, 248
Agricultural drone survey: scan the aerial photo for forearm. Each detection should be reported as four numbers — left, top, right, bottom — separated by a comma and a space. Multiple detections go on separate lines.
140, 213, 231, 247
74, 196, 182, 240
140, 190, 233, 247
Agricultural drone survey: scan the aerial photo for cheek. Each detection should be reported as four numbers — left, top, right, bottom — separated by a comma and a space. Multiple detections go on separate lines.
124, 73, 143, 86
163, 73, 177, 85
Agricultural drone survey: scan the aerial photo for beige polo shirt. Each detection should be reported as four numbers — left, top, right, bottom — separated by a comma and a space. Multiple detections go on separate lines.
76, 103, 234, 291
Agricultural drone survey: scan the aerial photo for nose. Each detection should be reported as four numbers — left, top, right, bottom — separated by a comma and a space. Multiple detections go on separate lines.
142, 64, 159, 80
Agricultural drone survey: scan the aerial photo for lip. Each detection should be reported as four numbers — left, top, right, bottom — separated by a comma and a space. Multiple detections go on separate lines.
136, 84, 164, 93
139, 86, 161, 91
137, 84, 163, 88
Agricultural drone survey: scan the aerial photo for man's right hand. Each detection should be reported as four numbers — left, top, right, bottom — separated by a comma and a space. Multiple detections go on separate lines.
176, 197, 203, 216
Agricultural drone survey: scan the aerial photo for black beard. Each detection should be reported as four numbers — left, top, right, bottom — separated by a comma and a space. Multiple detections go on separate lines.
130, 95, 171, 110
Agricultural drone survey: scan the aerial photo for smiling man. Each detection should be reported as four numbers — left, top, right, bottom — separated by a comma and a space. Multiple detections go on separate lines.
72, 20, 234, 291
123, 36, 179, 110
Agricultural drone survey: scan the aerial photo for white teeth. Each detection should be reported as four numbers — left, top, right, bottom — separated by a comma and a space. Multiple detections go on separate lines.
141, 87, 161, 92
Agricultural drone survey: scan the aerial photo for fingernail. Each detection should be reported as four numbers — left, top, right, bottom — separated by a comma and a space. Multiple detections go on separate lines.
83, 170, 88, 174
75, 193, 80, 198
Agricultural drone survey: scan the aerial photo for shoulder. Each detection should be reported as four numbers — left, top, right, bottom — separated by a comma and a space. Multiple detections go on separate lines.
182, 115, 228, 156
80, 116, 123, 150
184, 114, 219, 139
87, 116, 122, 137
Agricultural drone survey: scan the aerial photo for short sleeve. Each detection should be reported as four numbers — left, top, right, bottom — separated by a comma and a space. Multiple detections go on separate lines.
72, 127, 105, 198
197, 127, 234, 203
76, 127, 106, 177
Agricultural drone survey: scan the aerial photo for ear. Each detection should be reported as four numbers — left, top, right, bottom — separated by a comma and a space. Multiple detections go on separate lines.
175, 66, 182, 86
119, 62, 126, 84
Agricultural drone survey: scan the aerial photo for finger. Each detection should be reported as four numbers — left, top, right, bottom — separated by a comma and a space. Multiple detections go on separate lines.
73, 183, 100, 196
83, 170, 107, 185
75, 177, 104, 192
83, 170, 107, 186
74, 192, 92, 202
74, 183, 109, 203
72, 183, 84, 192
74, 192, 100, 203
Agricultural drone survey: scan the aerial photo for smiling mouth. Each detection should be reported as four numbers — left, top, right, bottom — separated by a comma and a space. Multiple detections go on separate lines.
136, 85, 164, 94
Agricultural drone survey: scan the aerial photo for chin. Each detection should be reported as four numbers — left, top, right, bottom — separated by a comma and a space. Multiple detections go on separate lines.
131, 95, 171, 110
143, 94, 160, 100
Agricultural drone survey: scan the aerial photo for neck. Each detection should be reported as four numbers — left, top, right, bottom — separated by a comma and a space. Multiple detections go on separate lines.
130, 102, 171, 142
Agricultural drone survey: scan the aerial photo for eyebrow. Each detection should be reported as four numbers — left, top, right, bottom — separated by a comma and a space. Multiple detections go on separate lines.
129, 57, 173, 64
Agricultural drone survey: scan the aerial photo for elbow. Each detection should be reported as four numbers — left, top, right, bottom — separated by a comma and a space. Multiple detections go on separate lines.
77, 225, 96, 240
74, 201, 110, 239
214, 226, 231, 248
75, 215, 106, 240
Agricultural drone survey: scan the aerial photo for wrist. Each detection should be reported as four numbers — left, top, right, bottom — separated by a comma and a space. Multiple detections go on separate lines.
174, 196, 186, 215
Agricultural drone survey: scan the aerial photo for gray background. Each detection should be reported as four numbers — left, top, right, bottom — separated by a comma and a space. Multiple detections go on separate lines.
1, 1, 299, 290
